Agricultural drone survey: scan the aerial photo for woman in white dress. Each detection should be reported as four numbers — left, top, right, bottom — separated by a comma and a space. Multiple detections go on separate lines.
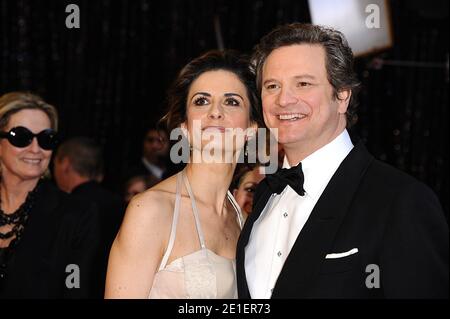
105, 50, 260, 298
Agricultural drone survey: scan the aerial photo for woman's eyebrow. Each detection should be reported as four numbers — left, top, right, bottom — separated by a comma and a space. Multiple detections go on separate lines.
192, 92, 211, 97
224, 93, 244, 100
190, 92, 211, 101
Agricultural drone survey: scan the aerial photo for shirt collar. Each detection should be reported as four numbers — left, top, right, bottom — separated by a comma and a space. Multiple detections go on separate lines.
141, 157, 164, 179
283, 130, 354, 200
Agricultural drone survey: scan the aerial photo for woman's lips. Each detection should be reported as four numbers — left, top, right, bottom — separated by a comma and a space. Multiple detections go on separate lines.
202, 126, 226, 133
22, 158, 42, 165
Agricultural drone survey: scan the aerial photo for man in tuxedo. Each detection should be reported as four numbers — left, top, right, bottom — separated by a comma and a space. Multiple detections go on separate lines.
236, 23, 448, 299
124, 126, 172, 182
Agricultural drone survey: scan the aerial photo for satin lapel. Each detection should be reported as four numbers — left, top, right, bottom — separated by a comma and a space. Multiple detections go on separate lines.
272, 142, 374, 298
236, 179, 274, 298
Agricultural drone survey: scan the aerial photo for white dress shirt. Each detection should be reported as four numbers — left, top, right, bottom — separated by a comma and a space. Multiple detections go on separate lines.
142, 157, 164, 179
245, 130, 354, 299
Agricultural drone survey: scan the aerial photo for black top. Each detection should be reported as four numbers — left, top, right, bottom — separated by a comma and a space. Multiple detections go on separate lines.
0, 181, 101, 298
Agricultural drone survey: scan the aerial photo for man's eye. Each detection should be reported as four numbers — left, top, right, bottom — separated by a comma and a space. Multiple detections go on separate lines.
193, 97, 209, 106
265, 84, 278, 90
297, 82, 311, 87
224, 98, 240, 106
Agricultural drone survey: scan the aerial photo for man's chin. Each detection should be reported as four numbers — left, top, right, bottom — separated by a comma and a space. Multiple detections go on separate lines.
277, 136, 305, 146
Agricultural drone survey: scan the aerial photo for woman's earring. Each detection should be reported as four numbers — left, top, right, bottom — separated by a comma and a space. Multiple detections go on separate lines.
244, 137, 249, 157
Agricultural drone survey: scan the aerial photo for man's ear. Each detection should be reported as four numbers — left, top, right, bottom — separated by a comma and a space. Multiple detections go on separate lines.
59, 156, 72, 173
337, 89, 352, 114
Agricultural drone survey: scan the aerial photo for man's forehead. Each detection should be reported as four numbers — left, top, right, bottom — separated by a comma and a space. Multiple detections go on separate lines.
263, 44, 326, 76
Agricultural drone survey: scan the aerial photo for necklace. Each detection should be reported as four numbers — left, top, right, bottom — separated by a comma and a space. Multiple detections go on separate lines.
0, 181, 41, 241
0, 180, 42, 283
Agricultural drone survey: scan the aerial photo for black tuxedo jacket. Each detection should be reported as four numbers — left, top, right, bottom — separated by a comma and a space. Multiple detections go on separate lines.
0, 181, 101, 298
236, 142, 448, 298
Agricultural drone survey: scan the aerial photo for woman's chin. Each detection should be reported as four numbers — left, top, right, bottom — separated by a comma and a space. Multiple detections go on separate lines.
191, 146, 241, 164
18, 170, 46, 181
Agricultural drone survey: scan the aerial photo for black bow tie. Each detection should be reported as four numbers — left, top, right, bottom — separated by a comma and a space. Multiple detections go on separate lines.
266, 162, 305, 196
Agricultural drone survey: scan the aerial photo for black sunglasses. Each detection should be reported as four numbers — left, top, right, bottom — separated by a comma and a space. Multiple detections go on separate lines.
0, 126, 59, 150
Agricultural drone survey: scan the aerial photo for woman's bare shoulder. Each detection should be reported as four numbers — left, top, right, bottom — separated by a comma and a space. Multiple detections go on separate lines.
148, 173, 179, 195
116, 175, 179, 247
127, 175, 177, 218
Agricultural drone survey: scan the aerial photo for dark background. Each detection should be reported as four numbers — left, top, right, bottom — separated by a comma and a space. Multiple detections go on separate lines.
0, 0, 448, 216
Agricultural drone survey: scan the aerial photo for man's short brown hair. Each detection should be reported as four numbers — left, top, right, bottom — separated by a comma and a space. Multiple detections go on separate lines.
252, 23, 361, 127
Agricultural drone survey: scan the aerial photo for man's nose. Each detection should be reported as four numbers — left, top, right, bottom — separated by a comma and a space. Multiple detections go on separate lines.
277, 86, 299, 107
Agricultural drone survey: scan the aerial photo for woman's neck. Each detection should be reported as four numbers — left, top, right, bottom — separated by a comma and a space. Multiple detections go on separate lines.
0, 175, 40, 214
184, 162, 236, 216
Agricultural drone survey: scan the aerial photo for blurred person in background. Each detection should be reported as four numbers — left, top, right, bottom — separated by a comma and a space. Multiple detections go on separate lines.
124, 126, 171, 182
123, 174, 159, 204
0, 92, 99, 298
53, 137, 125, 298
230, 164, 265, 216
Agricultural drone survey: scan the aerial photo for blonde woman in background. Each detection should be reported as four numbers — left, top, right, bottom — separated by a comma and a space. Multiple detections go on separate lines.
0, 92, 99, 298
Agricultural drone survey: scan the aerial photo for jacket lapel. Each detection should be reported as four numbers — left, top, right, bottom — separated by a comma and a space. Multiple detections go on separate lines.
272, 142, 374, 298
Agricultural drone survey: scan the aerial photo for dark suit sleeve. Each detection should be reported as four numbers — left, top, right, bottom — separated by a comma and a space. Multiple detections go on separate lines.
63, 202, 102, 299
380, 182, 449, 298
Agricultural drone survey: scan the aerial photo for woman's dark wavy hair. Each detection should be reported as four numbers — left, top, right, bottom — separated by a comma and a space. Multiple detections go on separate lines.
252, 23, 361, 127
161, 50, 262, 132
